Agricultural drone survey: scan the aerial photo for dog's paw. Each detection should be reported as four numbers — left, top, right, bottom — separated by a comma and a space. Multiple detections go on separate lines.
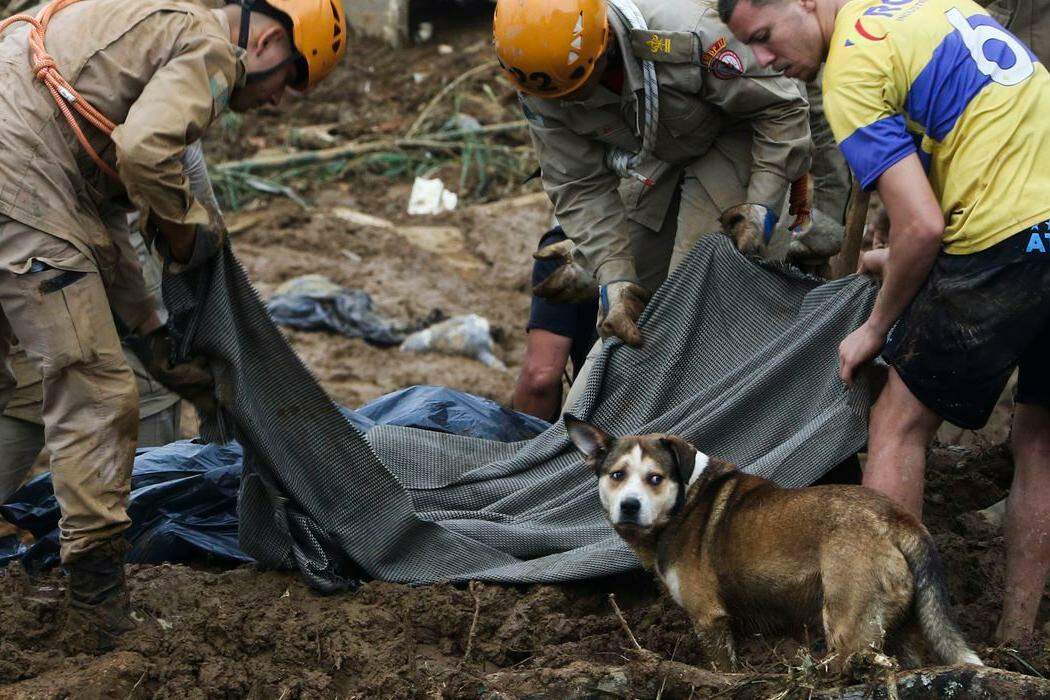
841, 649, 901, 682
702, 649, 737, 673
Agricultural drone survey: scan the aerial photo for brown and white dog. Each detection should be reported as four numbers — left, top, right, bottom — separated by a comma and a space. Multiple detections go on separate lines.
565, 414, 982, 670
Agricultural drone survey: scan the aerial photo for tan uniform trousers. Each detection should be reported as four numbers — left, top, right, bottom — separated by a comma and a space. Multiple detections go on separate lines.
0, 352, 181, 505
628, 125, 789, 293
0, 220, 138, 562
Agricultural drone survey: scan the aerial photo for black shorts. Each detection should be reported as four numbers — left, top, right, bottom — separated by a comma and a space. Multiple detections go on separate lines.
882, 221, 1050, 429
527, 227, 598, 375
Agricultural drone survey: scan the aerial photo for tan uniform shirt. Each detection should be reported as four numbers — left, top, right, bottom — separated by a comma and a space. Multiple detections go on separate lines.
0, 0, 243, 276
521, 0, 811, 285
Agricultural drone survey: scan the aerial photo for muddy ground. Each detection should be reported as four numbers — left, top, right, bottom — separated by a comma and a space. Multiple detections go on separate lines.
2, 444, 1049, 698
2, 14, 1049, 700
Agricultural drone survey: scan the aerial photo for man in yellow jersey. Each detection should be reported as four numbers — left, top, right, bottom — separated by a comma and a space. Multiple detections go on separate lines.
718, 0, 1050, 643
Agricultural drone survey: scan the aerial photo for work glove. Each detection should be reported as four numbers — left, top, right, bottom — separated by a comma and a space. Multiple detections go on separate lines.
787, 175, 811, 233
719, 203, 777, 255
531, 238, 599, 304
130, 326, 217, 415
156, 221, 226, 274
786, 207, 845, 263
183, 222, 226, 271
598, 281, 651, 347
782, 174, 844, 263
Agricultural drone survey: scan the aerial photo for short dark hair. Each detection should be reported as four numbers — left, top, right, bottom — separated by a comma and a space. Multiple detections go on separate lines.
717, 0, 784, 25
232, 0, 306, 83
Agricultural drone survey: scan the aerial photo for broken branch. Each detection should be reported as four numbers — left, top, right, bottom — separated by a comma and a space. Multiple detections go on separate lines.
212, 131, 528, 174
406, 62, 499, 137
461, 581, 482, 666
608, 593, 643, 652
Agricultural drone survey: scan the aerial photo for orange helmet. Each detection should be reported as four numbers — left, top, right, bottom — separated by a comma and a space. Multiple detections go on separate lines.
262, 0, 348, 90
493, 0, 610, 98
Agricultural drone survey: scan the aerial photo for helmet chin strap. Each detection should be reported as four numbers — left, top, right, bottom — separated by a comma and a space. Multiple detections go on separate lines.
244, 55, 296, 84
235, 0, 298, 86
237, 0, 253, 49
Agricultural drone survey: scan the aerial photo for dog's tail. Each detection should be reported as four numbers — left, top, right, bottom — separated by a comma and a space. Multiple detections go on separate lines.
897, 528, 983, 666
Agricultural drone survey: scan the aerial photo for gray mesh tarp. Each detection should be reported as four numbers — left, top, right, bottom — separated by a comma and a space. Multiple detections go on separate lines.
163, 235, 877, 591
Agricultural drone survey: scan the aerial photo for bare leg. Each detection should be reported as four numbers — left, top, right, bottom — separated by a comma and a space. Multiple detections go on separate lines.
511, 329, 572, 422
863, 368, 943, 518
996, 403, 1050, 643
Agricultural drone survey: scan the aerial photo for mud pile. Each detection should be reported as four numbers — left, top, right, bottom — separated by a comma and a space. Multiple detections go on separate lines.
1, 443, 1046, 698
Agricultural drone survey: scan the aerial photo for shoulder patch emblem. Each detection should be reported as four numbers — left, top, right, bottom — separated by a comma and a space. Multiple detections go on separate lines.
629, 29, 696, 63
646, 34, 671, 54
701, 38, 743, 79
701, 37, 727, 67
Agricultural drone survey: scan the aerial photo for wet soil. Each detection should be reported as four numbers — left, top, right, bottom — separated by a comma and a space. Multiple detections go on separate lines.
2, 441, 1047, 698
2, 14, 1049, 700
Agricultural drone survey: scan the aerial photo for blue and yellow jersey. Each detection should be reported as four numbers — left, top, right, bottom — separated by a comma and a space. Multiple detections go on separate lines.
823, 0, 1050, 254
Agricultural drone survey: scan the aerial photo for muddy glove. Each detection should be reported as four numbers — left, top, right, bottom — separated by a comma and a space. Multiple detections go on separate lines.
787, 175, 811, 233
598, 281, 651, 347
531, 238, 599, 304
786, 208, 845, 263
720, 203, 777, 255
180, 222, 225, 271
782, 175, 844, 263
154, 220, 226, 273
129, 326, 216, 414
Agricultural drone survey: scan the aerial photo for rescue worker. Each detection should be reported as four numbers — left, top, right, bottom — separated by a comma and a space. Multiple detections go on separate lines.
2, 137, 221, 507
720, 0, 1050, 643
0, 226, 180, 500
493, 0, 818, 347
0, 0, 346, 647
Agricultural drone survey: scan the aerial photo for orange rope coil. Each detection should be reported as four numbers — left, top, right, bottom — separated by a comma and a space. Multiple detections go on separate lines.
0, 0, 119, 180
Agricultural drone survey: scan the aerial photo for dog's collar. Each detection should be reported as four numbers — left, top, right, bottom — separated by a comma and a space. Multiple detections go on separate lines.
688, 452, 709, 486
670, 451, 709, 517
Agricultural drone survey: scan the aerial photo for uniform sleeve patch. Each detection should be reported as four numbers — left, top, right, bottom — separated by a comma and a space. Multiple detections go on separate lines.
701, 38, 743, 79
628, 29, 699, 63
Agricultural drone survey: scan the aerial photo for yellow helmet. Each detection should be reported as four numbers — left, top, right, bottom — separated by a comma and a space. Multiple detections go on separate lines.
263, 0, 348, 90
493, 0, 609, 98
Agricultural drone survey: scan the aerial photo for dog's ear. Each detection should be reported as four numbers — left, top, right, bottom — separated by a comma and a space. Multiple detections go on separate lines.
564, 414, 613, 472
660, 435, 700, 486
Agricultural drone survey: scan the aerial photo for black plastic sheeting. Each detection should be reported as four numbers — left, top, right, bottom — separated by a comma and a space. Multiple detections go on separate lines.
0, 386, 549, 573
266, 286, 407, 346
